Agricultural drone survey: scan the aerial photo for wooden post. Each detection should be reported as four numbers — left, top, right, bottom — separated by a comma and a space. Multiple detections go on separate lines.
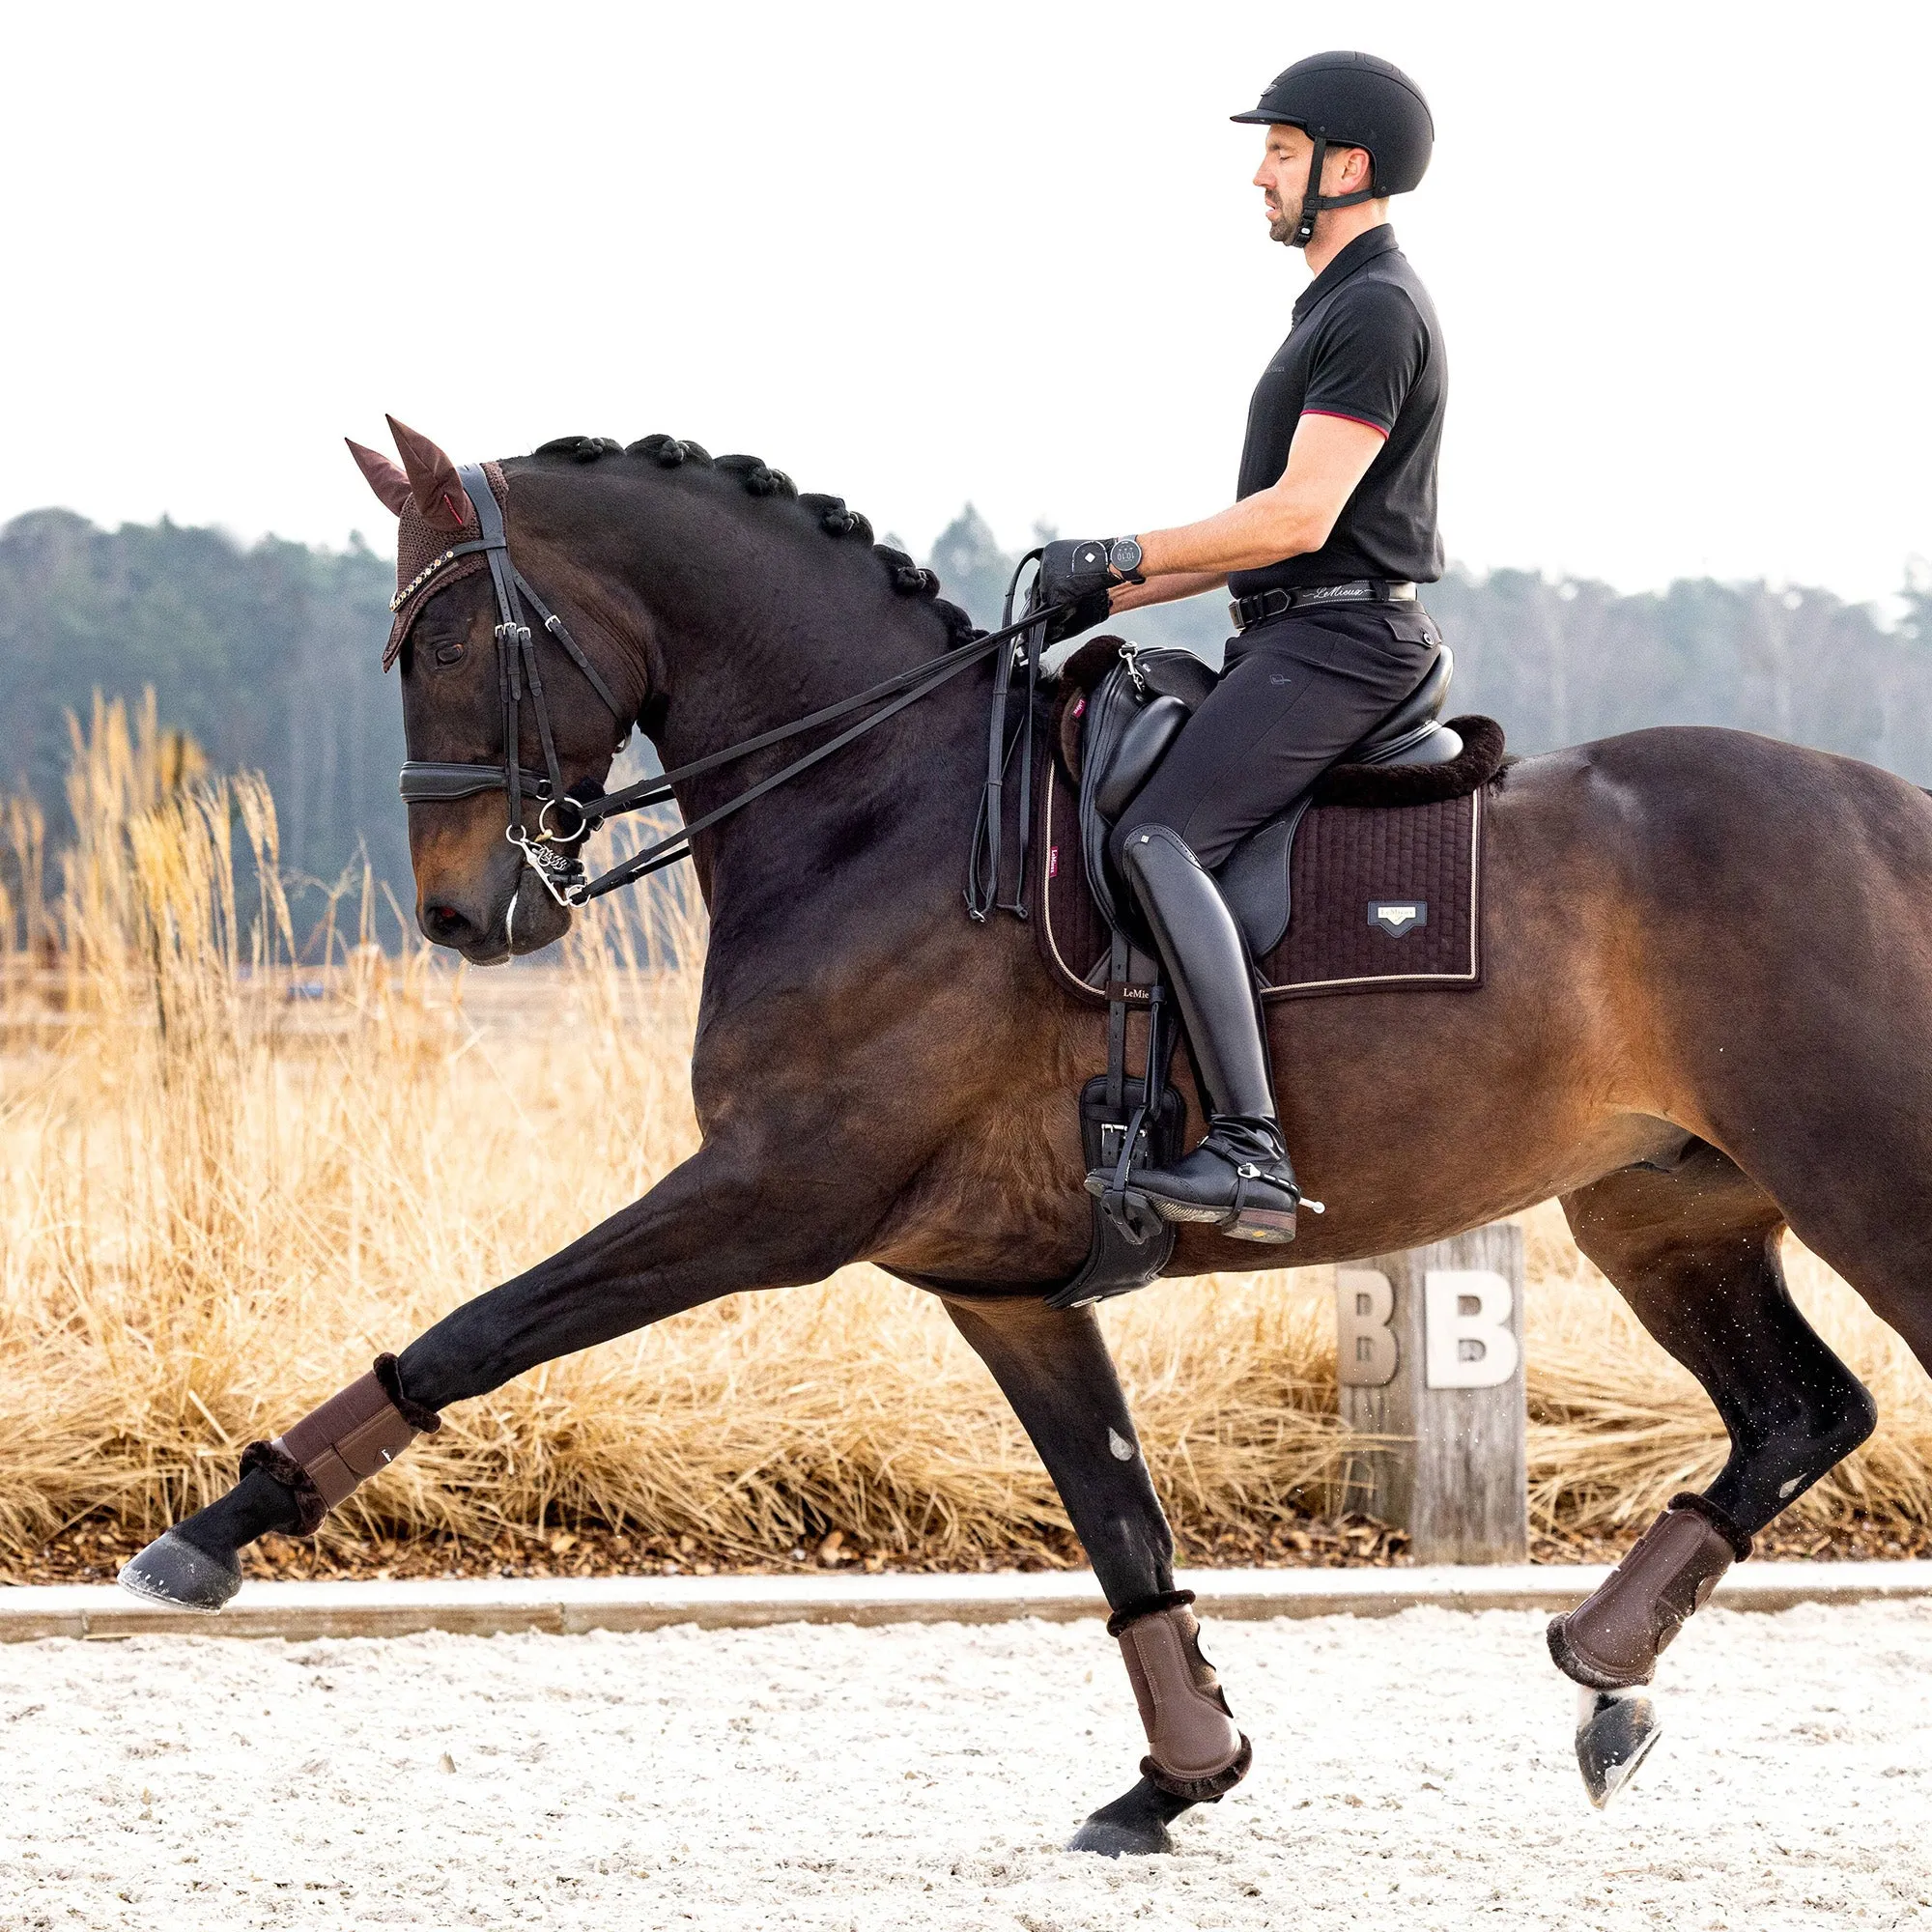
1334, 1222, 1527, 1564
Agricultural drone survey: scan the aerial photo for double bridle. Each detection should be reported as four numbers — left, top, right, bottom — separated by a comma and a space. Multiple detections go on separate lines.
396, 464, 1065, 913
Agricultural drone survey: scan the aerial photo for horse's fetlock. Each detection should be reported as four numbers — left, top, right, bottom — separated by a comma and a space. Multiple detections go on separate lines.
1547, 1496, 1743, 1690
1112, 1597, 1251, 1801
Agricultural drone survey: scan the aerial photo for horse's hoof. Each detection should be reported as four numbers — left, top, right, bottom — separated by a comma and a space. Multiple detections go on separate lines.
118, 1529, 242, 1613
1065, 1776, 1192, 1857
1575, 1686, 1662, 1809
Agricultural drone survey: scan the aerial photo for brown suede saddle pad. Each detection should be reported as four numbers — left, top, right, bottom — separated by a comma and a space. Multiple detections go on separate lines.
1034, 663, 1504, 1005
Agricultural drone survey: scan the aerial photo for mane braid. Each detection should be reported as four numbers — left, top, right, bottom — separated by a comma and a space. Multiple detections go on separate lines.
533, 435, 622, 464
540, 431, 984, 647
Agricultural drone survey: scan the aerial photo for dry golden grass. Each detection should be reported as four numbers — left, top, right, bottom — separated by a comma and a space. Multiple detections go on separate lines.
3, 699, 1930, 1570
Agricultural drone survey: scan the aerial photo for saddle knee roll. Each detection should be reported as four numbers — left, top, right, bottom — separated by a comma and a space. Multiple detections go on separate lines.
1111, 1595, 1252, 1801
240, 1353, 442, 1534
1547, 1493, 1753, 1690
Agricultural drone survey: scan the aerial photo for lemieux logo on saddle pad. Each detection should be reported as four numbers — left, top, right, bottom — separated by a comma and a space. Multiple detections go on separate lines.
1368, 900, 1428, 937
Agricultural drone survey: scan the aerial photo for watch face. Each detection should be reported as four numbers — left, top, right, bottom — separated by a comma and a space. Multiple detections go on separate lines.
1109, 537, 1144, 575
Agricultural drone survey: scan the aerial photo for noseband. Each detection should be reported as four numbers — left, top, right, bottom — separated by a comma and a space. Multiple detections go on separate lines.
396, 465, 1068, 912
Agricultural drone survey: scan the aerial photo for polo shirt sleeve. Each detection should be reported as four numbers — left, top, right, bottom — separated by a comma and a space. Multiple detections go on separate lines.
1299, 281, 1429, 438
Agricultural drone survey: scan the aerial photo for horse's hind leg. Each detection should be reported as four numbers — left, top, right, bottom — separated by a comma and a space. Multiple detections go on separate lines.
1547, 1142, 1876, 1802
941, 1294, 1248, 1859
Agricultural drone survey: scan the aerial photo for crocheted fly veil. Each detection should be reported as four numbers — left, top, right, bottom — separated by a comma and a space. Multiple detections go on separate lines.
345, 415, 505, 669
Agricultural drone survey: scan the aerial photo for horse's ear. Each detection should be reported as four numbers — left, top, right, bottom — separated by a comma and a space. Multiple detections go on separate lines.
385, 414, 475, 532
345, 438, 412, 518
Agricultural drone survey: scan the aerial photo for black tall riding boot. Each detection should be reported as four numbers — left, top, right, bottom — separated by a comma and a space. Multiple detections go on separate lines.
1086, 823, 1305, 1243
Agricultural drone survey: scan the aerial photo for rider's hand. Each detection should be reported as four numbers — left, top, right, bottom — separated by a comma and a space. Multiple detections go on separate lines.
1037, 538, 1142, 644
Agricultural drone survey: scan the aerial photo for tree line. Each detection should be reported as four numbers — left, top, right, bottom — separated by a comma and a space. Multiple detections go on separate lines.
3, 500, 1927, 920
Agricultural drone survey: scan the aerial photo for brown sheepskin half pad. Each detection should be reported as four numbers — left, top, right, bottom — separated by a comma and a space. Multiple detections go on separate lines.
1114, 1601, 1253, 1802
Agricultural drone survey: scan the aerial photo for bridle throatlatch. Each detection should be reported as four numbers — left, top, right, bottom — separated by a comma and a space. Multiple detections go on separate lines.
397, 469, 1073, 910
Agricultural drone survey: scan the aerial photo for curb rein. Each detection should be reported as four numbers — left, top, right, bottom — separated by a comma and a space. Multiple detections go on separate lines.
396, 465, 1065, 913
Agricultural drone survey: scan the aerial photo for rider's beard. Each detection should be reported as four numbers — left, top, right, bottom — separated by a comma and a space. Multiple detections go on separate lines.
1264, 191, 1299, 246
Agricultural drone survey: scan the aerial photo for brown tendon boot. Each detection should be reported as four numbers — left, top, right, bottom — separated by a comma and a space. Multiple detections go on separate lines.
119, 1356, 442, 1613
1548, 1492, 1753, 1690
1110, 1592, 1253, 1801
240, 1353, 444, 1534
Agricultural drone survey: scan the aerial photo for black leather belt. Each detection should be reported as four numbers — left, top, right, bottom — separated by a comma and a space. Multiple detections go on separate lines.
1230, 579, 1417, 633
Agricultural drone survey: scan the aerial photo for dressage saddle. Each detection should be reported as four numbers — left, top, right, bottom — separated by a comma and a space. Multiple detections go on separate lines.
1074, 640, 1462, 966
1032, 636, 1465, 1310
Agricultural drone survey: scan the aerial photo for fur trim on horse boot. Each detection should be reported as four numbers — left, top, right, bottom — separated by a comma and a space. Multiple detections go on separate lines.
1108, 1592, 1252, 1803
1547, 1492, 1752, 1690
1094, 825, 1306, 1242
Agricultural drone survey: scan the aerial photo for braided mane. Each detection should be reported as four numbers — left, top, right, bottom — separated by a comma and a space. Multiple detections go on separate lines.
530, 434, 982, 648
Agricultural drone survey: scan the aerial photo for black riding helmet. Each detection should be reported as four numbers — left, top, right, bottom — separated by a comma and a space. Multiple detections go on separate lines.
1232, 51, 1434, 248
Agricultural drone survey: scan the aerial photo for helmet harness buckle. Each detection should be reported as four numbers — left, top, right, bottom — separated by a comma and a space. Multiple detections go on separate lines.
1289, 131, 1383, 250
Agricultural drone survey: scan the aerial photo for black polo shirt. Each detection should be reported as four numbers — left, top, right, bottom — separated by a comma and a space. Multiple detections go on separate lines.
1229, 225, 1446, 598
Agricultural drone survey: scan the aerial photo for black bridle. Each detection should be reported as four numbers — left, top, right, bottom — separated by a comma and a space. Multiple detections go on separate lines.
396, 465, 1065, 912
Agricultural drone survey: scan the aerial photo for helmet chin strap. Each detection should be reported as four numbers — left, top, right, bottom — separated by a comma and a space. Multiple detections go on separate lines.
1290, 133, 1380, 249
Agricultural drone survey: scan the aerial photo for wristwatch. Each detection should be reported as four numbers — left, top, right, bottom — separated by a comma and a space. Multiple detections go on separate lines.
1107, 536, 1145, 582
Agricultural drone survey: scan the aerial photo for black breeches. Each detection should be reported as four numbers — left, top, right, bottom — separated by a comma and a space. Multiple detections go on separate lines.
1110, 604, 1440, 871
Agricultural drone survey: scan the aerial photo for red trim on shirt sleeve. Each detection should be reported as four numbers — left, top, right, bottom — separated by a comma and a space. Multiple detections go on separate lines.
1300, 409, 1390, 438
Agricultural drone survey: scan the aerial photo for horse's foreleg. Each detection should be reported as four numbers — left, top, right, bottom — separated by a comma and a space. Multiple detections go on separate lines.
1546, 1145, 1876, 1805
941, 1294, 1248, 1859
121, 1147, 846, 1611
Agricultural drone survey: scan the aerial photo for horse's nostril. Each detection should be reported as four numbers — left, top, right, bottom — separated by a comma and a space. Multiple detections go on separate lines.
422, 903, 472, 945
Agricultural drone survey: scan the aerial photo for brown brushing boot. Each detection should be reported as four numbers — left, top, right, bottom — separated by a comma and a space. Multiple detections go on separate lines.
1547, 1492, 1751, 1808
1067, 1590, 1252, 1856
118, 1355, 441, 1612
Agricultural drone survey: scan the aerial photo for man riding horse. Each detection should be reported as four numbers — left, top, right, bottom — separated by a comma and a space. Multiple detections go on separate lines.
1039, 50, 1441, 1244
120, 40, 1924, 1848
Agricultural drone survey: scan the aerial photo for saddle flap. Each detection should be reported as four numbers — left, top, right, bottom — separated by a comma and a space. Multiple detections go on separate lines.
1078, 660, 1201, 932
1217, 797, 1314, 959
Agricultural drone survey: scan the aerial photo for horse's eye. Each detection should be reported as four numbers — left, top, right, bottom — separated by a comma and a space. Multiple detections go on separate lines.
434, 642, 467, 667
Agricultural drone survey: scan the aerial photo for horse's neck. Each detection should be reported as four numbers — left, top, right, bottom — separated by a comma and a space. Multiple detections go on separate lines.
642, 594, 992, 934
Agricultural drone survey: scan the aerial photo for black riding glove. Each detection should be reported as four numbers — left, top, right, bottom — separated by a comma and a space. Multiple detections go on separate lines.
1037, 537, 1144, 645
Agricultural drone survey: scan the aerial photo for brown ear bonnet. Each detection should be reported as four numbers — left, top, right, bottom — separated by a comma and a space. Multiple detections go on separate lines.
346, 416, 507, 670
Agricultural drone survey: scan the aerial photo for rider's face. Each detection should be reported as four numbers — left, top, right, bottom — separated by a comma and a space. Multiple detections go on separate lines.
1252, 127, 1369, 246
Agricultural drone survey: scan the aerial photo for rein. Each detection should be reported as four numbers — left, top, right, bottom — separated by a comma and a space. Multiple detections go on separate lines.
397, 467, 1068, 910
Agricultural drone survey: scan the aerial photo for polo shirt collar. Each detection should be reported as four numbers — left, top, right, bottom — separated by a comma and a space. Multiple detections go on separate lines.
1293, 223, 1399, 324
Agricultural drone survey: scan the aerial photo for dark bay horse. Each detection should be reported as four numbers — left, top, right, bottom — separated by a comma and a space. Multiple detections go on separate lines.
127, 422, 1927, 1850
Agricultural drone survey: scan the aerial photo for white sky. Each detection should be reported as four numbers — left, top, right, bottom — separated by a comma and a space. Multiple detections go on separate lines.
3, 0, 1927, 602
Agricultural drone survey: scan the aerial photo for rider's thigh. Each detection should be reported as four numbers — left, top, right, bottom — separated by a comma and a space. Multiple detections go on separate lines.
1113, 620, 1432, 870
